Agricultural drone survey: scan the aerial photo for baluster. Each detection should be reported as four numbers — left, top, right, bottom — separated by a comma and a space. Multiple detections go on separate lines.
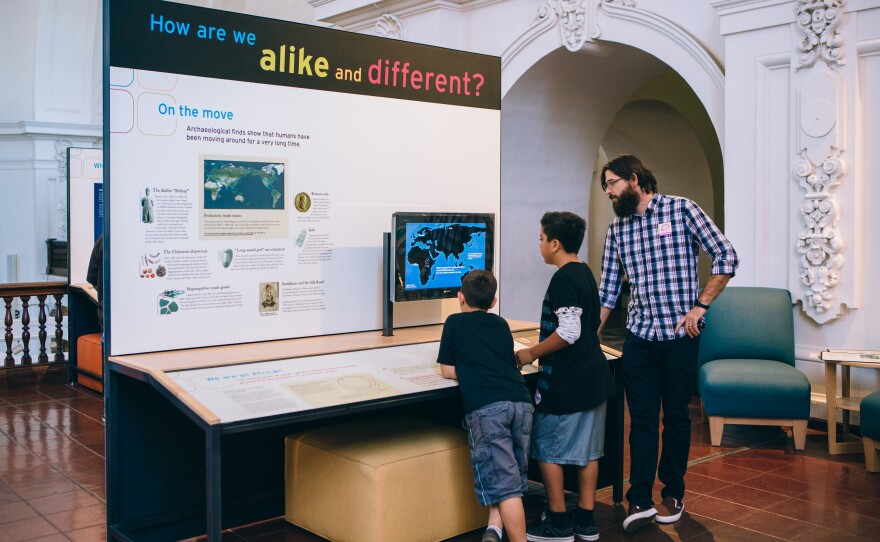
37, 294, 48, 364
4, 296, 12, 366
20, 295, 31, 365
53, 293, 65, 363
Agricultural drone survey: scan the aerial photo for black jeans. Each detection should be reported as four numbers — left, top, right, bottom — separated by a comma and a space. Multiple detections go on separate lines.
622, 331, 699, 507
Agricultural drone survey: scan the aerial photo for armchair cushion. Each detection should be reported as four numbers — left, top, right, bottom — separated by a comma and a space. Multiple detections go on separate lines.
862, 390, 880, 441
699, 358, 810, 419
698, 287, 796, 368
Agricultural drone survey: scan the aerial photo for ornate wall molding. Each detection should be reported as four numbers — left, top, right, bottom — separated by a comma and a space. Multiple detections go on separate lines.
375, 14, 403, 39
794, 148, 845, 322
53, 138, 73, 240
500, 1, 559, 72
592, 0, 723, 92
558, 1, 588, 52
795, 0, 846, 70
53, 139, 72, 183
593, 0, 638, 39
503, 0, 594, 60
790, 1, 856, 324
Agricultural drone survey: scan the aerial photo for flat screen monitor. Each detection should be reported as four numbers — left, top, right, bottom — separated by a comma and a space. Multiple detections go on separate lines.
392, 212, 495, 302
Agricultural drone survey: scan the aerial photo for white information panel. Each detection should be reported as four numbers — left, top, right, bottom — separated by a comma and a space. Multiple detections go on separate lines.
108, 0, 501, 355
167, 342, 454, 423
68, 147, 103, 286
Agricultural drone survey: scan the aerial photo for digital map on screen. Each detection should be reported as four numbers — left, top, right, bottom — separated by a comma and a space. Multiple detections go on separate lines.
404, 222, 487, 290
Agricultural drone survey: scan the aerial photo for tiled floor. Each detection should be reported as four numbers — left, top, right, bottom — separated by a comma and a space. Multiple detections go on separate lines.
1, 382, 879, 541
0, 383, 106, 542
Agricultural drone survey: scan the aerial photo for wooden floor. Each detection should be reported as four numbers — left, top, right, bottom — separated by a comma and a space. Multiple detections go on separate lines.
1, 381, 879, 541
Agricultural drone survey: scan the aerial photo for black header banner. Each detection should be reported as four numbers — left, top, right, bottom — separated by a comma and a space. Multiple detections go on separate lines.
109, 0, 500, 110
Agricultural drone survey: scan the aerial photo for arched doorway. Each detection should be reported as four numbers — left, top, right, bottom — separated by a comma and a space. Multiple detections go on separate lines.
499, 45, 722, 321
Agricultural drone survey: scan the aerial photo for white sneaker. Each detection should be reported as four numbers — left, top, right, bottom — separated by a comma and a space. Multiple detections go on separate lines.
655, 496, 684, 524
623, 504, 657, 533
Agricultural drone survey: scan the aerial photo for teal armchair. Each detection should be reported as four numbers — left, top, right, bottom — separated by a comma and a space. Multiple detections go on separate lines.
698, 287, 811, 449
861, 391, 880, 472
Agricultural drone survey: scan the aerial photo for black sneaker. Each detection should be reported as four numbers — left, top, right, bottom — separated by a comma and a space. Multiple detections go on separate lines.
527, 511, 574, 542
655, 496, 684, 524
622, 504, 656, 533
481, 528, 502, 542
573, 518, 599, 541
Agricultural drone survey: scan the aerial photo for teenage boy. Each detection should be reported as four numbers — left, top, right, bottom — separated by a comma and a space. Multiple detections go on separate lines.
516, 212, 615, 542
438, 270, 534, 542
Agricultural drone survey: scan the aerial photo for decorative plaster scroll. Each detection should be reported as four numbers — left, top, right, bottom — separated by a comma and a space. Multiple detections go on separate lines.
593, 0, 637, 39
794, 148, 845, 322
559, 1, 588, 52
54, 138, 72, 183
795, 0, 846, 70
532, 1, 555, 25
375, 14, 403, 39
54, 138, 73, 240
501, 1, 558, 72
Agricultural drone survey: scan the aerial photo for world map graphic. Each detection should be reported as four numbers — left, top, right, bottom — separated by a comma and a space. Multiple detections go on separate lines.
203, 160, 284, 210
404, 222, 487, 290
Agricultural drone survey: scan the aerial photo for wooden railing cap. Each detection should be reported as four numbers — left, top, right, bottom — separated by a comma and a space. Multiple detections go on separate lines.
0, 282, 67, 298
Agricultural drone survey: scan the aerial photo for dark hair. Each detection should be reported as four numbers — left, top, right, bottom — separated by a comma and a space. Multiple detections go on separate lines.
601, 154, 658, 194
540, 211, 586, 254
460, 269, 497, 310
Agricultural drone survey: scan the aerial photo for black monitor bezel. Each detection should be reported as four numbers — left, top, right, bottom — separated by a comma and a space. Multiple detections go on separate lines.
391, 212, 495, 303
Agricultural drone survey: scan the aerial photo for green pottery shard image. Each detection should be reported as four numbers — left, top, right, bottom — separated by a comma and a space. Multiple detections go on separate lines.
158, 289, 185, 315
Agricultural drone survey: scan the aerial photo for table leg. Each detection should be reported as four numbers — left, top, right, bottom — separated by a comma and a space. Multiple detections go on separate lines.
825, 361, 863, 454
841, 365, 851, 437
825, 361, 838, 453
206, 428, 221, 541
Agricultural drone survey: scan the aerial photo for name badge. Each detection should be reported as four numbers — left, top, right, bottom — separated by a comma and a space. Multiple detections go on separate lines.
658, 222, 672, 237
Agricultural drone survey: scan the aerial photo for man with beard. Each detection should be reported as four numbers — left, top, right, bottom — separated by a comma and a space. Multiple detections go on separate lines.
597, 154, 738, 533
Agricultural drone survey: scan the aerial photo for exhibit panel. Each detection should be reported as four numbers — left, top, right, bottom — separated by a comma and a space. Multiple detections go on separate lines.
66, 147, 104, 388
166, 342, 456, 423
106, 0, 502, 356
68, 147, 103, 287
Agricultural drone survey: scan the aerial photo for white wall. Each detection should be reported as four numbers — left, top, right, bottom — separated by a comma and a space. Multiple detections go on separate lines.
0, 2, 38, 122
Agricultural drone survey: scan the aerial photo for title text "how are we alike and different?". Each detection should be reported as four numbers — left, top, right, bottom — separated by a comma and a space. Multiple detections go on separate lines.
149, 13, 487, 97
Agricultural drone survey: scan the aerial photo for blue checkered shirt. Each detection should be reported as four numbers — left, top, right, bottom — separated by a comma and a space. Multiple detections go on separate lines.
598, 194, 739, 341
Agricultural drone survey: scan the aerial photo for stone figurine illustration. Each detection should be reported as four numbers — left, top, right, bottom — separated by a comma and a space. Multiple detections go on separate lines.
141, 187, 154, 223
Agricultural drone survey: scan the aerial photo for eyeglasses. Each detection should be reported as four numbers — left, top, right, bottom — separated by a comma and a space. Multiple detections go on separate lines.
602, 176, 627, 191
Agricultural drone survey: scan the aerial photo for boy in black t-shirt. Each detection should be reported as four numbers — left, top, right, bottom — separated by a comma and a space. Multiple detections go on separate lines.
438, 270, 534, 542
515, 212, 615, 542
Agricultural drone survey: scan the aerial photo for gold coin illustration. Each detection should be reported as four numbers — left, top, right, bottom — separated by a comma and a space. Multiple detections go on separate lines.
294, 192, 311, 212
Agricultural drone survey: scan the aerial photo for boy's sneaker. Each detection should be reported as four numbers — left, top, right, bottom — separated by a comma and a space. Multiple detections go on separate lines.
655, 496, 684, 524
573, 518, 599, 541
527, 511, 574, 542
622, 504, 656, 533
481, 527, 502, 542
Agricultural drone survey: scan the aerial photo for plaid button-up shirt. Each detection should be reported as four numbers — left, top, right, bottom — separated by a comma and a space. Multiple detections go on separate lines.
598, 194, 739, 341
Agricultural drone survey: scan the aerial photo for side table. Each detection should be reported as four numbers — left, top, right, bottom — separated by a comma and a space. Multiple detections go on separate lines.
820, 351, 880, 454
